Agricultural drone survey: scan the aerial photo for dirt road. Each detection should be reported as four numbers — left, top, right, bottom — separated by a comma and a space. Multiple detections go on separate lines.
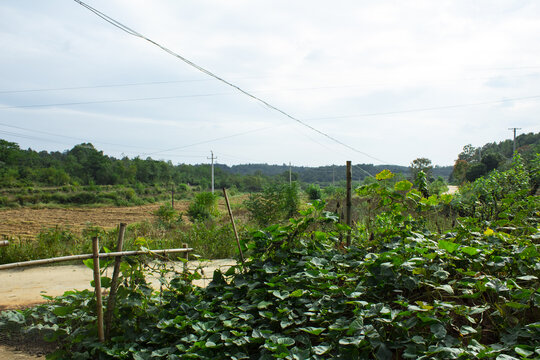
0, 259, 235, 359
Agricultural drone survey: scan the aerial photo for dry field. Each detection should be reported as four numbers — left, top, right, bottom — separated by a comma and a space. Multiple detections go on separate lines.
0, 202, 189, 239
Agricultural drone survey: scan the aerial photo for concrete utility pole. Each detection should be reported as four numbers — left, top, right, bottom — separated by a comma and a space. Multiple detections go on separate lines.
346, 161, 352, 247
508, 128, 522, 154
289, 162, 292, 185
208, 151, 217, 194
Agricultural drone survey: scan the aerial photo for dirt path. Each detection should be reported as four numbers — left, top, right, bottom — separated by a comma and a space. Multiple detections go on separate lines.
0, 346, 42, 360
0, 259, 235, 359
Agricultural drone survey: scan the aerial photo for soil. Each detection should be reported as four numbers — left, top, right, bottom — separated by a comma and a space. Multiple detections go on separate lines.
0, 202, 190, 239
0, 259, 235, 359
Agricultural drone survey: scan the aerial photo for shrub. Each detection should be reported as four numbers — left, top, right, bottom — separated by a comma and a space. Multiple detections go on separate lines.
245, 183, 299, 226
154, 204, 181, 228
187, 192, 218, 222
305, 183, 322, 200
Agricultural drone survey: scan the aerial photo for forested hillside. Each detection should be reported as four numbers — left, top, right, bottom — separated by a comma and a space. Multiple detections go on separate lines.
0, 139, 452, 191
2, 132, 537, 192
451, 132, 540, 183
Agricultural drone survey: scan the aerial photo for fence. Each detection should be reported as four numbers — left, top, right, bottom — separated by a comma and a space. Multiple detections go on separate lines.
0, 223, 193, 342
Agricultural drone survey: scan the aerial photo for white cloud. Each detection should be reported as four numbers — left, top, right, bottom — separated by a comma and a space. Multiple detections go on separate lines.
1, 0, 539, 167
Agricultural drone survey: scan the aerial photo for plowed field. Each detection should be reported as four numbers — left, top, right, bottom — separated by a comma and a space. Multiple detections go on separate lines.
0, 202, 189, 239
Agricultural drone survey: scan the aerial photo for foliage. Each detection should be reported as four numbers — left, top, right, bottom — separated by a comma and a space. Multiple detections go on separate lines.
465, 163, 487, 182
1, 190, 538, 359
305, 183, 322, 201
428, 177, 449, 196
414, 170, 430, 197
455, 154, 538, 225
410, 157, 433, 181
451, 159, 470, 185
451, 132, 540, 184
245, 183, 300, 227
154, 204, 182, 228
0, 158, 538, 359
187, 192, 219, 222
0, 216, 242, 265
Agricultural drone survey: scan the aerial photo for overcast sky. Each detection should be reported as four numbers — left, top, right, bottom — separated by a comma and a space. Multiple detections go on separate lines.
1, 1, 539, 167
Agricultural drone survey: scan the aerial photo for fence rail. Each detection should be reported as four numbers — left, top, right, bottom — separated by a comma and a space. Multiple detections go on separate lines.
0, 247, 192, 271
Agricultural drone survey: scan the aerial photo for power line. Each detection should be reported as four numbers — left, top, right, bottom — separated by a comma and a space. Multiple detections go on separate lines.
72, 0, 385, 167
307, 95, 540, 121
0, 122, 156, 151
0, 79, 212, 94
3, 71, 537, 96
141, 123, 287, 156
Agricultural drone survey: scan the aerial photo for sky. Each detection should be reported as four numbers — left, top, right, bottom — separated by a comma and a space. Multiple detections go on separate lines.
1, 0, 539, 168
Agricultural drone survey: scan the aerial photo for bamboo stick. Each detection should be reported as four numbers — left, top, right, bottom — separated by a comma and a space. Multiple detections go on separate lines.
105, 222, 126, 341
0, 240, 9, 247
92, 237, 105, 343
222, 188, 245, 267
0, 247, 193, 271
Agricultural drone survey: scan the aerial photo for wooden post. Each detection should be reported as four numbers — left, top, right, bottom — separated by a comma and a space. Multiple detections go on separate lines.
171, 186, 175, 208
0, 240, 9, 247
222, 188, 245, 267
92, 237, 105, 342
105, 223, 126, 341
182, 243, 189, 273
346, 161, 352, 247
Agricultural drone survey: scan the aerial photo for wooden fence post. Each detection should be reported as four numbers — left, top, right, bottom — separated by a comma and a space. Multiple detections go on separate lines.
222, 188, 245, 267
92, 237, 105, 343
105, 222, 126, 341
182, 243, 189, 272
346, 161, 352, 247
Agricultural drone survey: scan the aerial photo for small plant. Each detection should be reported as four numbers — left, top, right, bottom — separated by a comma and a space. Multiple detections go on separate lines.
305, 183, 322, 200
154, 203, 181, 228
245, 183, 300, 226
187, 192, 218, 222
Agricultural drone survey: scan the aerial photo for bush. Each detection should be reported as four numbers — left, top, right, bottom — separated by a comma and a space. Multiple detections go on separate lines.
154, 204, 181, 228
245, 183, 299, 226
305, 183, 322, 200
428, 177, 449, 195
187, 192, 218, 222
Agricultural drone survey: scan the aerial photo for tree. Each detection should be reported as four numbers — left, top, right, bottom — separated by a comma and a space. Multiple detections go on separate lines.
458, 144, 478, 162
451, 159, 470, 184
410, 157, 433, 181
481, 153, 502, 172
0, 140, 21, 166
465, 163, 487, 182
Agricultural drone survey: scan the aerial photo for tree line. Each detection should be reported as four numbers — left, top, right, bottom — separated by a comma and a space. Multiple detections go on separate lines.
450, 132, 540, 183
0, 139, 453, 191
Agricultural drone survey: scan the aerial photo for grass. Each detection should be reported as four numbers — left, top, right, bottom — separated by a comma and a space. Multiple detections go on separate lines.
0, 213, 246, 265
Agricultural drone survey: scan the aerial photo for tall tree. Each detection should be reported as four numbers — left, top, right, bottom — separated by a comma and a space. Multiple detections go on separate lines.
410, 157, 433, 181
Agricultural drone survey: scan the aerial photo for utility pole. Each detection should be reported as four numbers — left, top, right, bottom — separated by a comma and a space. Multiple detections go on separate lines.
289, 162, 292, 185
346, 161, 352, 247
508, 128, 521, 154
332, 166, 335, 186
208, 151, 217, 194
